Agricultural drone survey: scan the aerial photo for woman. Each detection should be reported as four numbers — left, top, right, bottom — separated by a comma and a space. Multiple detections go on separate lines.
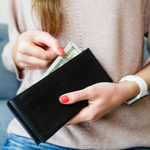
2, 0, 150, 149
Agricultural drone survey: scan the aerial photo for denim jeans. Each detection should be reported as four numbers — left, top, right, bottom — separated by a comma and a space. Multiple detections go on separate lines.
2, 133, 150, 150
2, 134, 79, 150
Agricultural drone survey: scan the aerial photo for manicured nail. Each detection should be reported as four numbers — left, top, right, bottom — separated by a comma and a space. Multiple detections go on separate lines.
60, 95, 69, 103
57, 47, 65, 55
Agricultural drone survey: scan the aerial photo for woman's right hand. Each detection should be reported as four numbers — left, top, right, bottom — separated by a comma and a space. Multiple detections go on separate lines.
12, 30, 65, 70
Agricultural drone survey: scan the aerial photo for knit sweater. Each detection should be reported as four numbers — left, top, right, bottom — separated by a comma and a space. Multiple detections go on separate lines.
2, 0, 150, 149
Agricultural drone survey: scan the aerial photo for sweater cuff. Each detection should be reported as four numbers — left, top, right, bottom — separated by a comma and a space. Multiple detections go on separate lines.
2, 41, 25, 80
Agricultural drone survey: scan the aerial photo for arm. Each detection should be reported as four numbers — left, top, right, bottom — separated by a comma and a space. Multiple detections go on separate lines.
2, 0, 26, 74
3, 0, 65, 74
59, 64, 150, 125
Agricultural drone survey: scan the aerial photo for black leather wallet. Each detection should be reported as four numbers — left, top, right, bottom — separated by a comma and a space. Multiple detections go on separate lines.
7, 48, 113, 144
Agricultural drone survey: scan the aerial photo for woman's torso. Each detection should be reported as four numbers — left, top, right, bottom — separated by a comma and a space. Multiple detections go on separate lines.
7, 0, 150, 149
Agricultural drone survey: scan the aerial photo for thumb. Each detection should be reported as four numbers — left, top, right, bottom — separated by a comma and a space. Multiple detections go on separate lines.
59, 88, 90, 104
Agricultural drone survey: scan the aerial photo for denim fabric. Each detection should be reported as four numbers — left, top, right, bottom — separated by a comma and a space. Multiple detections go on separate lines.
0, 100, 14, 149
2, 134, 79, 150
2, 134, 150, 150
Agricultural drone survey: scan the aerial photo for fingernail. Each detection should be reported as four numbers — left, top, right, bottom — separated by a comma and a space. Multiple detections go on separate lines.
57, 47, 65, 55
60, 95, 69, 103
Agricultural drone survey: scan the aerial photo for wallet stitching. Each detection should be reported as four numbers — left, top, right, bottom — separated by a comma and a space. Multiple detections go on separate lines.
17, 52, 88, 102
43, 103, 87, 141
20, 51, 94, 108
27, 62, 97, 113
58, 63, 98, 91
26, 86, 65, 113
20, 81, 63, 109
13, 50, 91, 102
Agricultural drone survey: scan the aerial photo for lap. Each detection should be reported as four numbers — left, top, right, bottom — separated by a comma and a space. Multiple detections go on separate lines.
2, 134, 78, 150
2, 134, 150, 150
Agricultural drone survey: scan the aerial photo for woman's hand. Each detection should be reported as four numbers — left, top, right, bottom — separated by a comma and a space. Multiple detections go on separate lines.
59, 81, 140, 125
12, 30, 65, 70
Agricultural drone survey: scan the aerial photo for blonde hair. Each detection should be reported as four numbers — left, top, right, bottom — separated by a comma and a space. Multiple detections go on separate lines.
31, 0, 62, 36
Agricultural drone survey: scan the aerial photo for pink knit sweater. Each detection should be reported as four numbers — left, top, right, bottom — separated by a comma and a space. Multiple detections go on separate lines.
2, 0, 150, 149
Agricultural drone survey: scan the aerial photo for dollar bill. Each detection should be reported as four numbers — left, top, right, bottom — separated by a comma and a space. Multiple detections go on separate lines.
42, 42, 82, 79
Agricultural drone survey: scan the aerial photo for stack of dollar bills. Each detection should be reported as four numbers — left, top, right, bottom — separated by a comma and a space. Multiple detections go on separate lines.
42, 42, 82, 79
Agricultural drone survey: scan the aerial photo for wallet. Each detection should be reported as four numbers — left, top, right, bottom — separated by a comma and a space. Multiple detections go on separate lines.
7, 48, 113, 144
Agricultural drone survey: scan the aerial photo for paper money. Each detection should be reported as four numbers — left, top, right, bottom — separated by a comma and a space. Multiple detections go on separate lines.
42, 42, 82, 78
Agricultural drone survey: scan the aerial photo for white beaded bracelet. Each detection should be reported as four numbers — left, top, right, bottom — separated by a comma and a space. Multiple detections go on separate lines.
119, 75, 148, 105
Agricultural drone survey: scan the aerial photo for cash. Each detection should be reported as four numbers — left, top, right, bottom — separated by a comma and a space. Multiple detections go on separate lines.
42, 42, 82, 79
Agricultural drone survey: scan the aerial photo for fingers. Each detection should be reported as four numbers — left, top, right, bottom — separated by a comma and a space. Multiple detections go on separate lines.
59, 86, 94, 104
59, 85, 104, 125
59, 83, 122, 126
17, 53, 53, 70
66, 104, 101, 125
17, 42, 58, 61
17, 44, 57, 62
30, 30, 65, 56
66, 107, 90, 125
16, 30, 65, 70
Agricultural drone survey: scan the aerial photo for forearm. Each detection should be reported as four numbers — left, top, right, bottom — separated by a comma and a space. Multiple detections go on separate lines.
118, 64, 150, 103
135, 64, 150, 90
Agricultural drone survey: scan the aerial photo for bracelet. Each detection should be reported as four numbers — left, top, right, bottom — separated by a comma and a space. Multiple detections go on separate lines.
119, 75, 148, 105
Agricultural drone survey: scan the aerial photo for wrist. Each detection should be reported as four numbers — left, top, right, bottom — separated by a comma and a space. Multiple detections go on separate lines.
118, 75, 148, 105
117, 80, 140, 103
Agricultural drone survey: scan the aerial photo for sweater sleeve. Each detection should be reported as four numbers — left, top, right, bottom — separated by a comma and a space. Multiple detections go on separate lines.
1, 0, 26, 80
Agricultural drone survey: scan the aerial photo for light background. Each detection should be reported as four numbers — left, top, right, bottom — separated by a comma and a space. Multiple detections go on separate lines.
0, 0, 8, 24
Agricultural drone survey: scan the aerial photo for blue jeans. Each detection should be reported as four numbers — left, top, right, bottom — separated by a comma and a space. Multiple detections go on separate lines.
2, 134, 79, 150
2, 133, 150, 150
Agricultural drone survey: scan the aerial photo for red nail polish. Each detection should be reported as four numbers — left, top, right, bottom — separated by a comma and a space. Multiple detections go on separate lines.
60, 95, 69, 103
57, 47, 65, 55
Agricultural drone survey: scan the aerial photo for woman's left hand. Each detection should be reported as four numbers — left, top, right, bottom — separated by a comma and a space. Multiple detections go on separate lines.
59, 81, 139, 125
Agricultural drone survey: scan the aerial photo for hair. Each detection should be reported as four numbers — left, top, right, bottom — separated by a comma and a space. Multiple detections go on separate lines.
31, 0, 62, 36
